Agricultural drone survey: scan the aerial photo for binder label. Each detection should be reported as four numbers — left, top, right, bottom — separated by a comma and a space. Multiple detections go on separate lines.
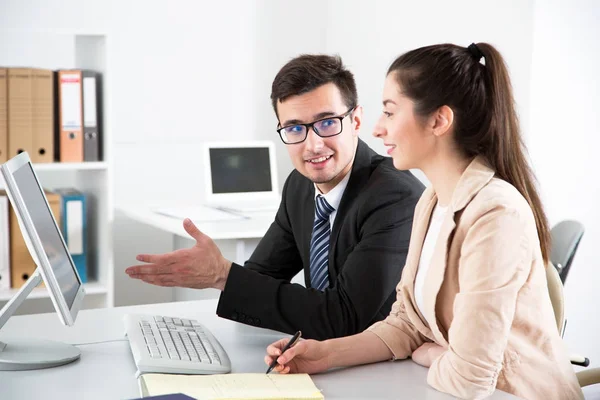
83, 77, 97, 127
60, 74, 82, 130
66, 200, 83, 254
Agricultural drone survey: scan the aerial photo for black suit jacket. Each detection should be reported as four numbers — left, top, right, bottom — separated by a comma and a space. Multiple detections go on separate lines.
216, 139, 425, 340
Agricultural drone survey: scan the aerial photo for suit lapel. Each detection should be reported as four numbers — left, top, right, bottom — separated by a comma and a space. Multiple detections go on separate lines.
328, 140, 373, 275
302, 188, 316, 287
408, 156, 496, 346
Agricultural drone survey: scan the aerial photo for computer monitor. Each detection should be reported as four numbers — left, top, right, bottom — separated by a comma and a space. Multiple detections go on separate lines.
204, 141, 279, 200
203, 141, 280, 212
0, 152, 85, 371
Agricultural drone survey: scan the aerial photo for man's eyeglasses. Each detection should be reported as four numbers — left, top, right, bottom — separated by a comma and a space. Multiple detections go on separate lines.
277, 107, 356, 145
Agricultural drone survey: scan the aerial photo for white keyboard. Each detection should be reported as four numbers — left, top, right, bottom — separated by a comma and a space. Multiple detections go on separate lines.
124, 314, 231, 375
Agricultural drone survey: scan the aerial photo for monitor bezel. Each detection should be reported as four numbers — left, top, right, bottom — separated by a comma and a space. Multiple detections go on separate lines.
203, 141, 280, 203
0, 152, 85, 326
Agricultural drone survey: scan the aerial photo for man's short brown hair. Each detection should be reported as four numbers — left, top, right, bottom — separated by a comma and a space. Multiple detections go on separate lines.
270, 54, 358, 118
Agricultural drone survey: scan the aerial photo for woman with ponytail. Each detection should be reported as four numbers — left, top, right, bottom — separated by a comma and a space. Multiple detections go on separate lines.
264, 43, 583, 400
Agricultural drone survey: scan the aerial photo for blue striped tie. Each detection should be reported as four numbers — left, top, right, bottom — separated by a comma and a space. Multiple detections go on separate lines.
309, 195, 335, 291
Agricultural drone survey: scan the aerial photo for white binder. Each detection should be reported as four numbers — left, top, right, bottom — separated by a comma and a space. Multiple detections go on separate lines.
0, 195, 10, 290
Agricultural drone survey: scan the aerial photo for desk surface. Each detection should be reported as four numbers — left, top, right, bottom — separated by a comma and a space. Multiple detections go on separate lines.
120, 206, 275, 240
0, 299, 518, 400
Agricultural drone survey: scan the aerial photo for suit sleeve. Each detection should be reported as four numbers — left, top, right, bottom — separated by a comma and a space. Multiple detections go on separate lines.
217, 175, 420, 340
427, 207, 531, 400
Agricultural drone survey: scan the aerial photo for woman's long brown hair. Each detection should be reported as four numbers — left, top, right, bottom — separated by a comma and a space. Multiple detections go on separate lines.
389, 43, 550, 262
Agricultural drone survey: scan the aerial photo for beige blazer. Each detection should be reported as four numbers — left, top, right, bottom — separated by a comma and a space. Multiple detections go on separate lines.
368, 157, 583, 400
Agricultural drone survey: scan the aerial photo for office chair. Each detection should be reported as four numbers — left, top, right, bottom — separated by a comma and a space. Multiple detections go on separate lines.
550, 220, 585, 284
546, 262, 600, 390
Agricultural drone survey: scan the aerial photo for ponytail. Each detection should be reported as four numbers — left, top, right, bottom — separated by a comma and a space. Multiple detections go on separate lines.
389, 43, 551, 262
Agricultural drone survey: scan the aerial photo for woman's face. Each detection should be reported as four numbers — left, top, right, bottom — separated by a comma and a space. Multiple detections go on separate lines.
373, 73, 436, 171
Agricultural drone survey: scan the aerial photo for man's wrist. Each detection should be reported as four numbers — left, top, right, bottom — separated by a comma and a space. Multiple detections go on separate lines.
214, 259, 232, 291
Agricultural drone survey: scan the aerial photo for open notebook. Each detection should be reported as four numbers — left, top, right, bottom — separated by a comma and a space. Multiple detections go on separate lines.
138, 373, 324, 400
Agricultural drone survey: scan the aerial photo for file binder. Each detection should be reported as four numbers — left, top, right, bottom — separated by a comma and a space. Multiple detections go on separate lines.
8, 68, 34, 158
55, 70, 83, 162
82, 70, 102, 162
55, 188, 87, 282
0, 68, 7, 164
2, 189, 62, 288
0, 195, 10, 290
31, 68, 54, 163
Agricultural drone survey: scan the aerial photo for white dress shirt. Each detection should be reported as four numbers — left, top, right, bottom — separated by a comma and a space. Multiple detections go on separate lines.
414, 203, 448, 324
313, 170, 351, 227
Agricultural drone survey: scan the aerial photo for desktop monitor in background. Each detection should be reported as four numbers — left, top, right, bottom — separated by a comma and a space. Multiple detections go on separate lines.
204, 141, 281, 213
0, 152, 85, 371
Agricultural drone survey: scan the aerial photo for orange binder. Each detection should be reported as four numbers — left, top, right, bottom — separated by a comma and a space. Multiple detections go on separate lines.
7, 68, 34, 159
31, 69, 54, 163
0, 68, 7, 163
56, 70, 83, 162
0, 189, 61, 289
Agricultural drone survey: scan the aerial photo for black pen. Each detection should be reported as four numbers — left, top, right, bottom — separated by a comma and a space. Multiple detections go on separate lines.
266, 331, 302, 374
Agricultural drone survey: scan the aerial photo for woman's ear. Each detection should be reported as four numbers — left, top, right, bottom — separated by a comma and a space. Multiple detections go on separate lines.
432, 105, 454, 137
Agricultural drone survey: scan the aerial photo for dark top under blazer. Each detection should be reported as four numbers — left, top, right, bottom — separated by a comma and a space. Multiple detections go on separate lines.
216, 139, 425, 340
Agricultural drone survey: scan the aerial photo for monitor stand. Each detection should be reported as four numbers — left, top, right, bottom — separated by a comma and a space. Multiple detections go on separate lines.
0, 269, 80, 371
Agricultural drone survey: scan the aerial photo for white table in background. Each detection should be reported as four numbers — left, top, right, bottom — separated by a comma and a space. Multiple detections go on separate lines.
120, 206, 274, 264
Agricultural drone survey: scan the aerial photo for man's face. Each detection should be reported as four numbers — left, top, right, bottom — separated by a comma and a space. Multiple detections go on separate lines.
276, 83, 361, 194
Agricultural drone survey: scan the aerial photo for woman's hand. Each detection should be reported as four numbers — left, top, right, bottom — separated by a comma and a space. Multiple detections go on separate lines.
265, 338, 330, 374
411, 342, 445, 368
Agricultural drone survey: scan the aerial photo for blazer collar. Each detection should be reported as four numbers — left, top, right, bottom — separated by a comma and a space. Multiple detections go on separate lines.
401, 155, 496, 345
450, 155, 495, 212
329, 138, 375, 243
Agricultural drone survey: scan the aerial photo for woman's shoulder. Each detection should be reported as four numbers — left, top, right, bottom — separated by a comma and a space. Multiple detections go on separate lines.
462, 177, 536, 227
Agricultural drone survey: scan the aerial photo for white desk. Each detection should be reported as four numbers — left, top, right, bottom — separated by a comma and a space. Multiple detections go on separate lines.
120, 207, 274, 264
0, 299, 518, 400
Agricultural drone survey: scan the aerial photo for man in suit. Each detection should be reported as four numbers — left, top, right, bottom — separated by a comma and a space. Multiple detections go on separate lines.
126, 55, 424, 340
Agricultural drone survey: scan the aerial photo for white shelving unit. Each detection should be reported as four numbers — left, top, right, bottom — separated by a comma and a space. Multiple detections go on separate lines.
0, 32, 114, 314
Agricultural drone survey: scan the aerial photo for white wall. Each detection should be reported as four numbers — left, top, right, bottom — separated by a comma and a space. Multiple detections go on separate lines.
107, 0, 262, 305
528, 0, 600, 373
252, 0, 328, 180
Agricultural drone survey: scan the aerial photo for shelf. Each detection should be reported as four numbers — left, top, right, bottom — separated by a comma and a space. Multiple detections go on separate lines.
0, 32, 114, 312
0, 282, 108, 301
32, 162, 108, 172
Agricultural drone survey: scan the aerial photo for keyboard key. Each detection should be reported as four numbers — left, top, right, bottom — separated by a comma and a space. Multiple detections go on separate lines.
149, 348, 161, 358
145, 336, 156, 345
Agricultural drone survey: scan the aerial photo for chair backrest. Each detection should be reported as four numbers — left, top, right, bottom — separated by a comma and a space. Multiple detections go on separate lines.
550, 220, 585, 284
545, 261, 565, 335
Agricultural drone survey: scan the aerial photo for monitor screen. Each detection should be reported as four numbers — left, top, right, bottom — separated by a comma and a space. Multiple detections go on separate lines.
209, 147, 273, 194
13, 163, 81, 308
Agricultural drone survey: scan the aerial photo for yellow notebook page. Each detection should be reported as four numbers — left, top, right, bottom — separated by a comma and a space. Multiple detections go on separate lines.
139, 373, 324, 400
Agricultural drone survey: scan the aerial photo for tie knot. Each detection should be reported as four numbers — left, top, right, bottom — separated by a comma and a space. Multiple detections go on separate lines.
315, 195, 335, 221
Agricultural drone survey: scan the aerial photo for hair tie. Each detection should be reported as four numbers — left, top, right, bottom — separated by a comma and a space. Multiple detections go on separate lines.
468, 43, 484, 62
